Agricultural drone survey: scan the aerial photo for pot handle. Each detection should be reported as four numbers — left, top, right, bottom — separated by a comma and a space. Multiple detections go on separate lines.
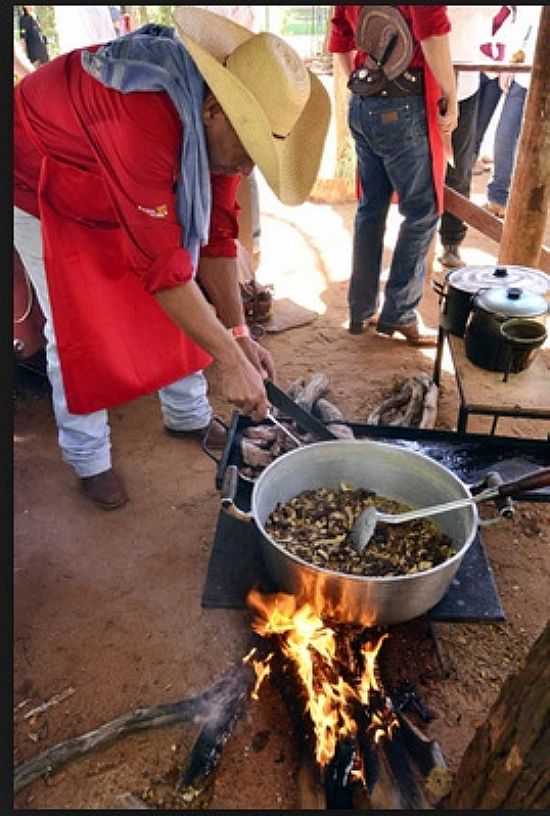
497, 467, 550, 498
221, 465, 253, 523
201, 416, 229, 464
469, 471, 514, 525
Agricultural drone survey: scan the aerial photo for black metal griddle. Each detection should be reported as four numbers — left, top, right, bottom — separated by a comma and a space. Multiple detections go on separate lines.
202, 413, 550, 623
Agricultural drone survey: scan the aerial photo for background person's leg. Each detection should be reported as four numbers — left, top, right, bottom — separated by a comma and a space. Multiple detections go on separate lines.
472, 73, 502, 167
13, 207, 112, 480
487, 81, 527, 209
377, 97, 439, 329
348, 95, 393, 332
439, 90, 480, 268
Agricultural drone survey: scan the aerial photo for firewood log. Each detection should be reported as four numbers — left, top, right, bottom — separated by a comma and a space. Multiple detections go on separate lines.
315, 398, 355, 439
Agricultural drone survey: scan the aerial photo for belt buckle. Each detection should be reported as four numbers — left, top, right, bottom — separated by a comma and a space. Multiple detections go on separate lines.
357, 68, 376, 85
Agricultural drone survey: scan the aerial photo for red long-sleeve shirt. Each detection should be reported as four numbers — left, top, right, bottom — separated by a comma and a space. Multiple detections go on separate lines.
328, 5, 451, 68
14, 48, 240, 295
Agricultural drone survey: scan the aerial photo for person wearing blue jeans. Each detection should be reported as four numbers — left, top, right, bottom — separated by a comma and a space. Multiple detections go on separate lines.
486, 79, 527, 212
328, 5, 458, 347
472, 72, 503, 168
347, 94, 440, 345
485, 5, 542, 216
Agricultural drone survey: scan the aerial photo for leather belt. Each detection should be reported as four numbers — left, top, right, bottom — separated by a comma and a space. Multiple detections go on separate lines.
348, 67, 424, 98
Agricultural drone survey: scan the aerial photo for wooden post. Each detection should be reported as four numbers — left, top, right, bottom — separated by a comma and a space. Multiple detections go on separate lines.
498, 6, 550, 268
447, 622, 550, 809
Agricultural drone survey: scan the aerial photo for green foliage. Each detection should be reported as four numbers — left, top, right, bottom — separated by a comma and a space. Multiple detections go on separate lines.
281, 6, 330, 37
145, 6, 177, 27
34, 6, 59, 58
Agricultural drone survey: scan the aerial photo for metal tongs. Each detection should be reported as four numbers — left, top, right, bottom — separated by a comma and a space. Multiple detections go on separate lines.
267, 410, 303, 448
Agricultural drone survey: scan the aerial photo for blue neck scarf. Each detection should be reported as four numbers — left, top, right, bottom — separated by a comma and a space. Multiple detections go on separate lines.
81, 24, 211, 272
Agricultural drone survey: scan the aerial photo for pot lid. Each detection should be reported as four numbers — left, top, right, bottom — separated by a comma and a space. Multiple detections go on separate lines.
474, 285, 549, 317
447, 264, 550, 296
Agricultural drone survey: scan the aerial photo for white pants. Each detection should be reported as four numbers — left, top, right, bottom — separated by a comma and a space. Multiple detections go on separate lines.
14, 207, 212, 477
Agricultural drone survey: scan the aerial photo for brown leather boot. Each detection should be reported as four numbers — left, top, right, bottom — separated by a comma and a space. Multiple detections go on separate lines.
80, 468, 128, 510
376, 320, 438, 348
348, 315, 378, 335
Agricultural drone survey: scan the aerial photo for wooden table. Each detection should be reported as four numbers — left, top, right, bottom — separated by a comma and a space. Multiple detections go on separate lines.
433, 329, 550, 435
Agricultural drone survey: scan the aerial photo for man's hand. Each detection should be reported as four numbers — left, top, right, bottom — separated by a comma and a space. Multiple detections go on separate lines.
237, 336, 275, 381
154, 280, 270, 420
218, 349, 270, 421
499, 72, 514, 93
437, 96, 459, 136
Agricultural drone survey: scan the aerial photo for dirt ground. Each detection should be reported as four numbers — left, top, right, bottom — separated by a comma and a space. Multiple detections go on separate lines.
13, 170, 550, 810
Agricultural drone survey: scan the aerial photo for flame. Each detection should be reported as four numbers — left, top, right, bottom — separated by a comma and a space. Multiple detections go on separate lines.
357, 634, 388, 706
246, 590, 399, 770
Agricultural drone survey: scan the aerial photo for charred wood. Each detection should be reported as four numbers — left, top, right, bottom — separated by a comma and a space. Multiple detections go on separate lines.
324, 738, 358, 809
176, 659, 256, 792
263, 641, 327, 808
295, 373, 330, 412
14, 661, 256, 795
315, 397, 355, 439
368, 375, 438, 429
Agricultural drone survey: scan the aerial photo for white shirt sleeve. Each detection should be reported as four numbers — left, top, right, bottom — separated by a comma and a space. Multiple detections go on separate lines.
447, 5, 504, 100
504, 6, 542, 89
54, 5, 116, 54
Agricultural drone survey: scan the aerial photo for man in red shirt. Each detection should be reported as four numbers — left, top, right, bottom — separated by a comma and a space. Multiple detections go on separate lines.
328, 5, 457, 345
13, 8, 330, 509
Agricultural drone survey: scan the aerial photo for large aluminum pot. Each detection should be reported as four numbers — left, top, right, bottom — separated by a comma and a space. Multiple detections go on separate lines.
224, 440, 479, 626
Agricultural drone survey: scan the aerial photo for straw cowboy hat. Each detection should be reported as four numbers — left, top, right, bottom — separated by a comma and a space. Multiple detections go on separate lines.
173, 6, 331, 206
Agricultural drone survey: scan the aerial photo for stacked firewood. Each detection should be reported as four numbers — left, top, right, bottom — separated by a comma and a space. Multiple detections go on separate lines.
367, 375, 438, 429
239, 372, 439, 480
240, 374, 354, 480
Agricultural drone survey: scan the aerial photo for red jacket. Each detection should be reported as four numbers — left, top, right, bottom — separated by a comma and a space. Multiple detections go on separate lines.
14, 49, 242, 414
328, 5, 451, 213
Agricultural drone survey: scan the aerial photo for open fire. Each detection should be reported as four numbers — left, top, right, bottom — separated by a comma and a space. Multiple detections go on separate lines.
244, 590, 406, 802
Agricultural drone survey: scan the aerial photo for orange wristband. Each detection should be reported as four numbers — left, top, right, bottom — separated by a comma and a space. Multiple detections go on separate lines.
229, 324, 251, 340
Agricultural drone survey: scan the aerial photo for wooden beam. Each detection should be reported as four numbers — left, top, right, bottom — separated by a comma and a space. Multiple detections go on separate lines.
453, 62, 532, 74
443, 187, 550, 273
443, 187, 503, 243
498, 6, 550, 268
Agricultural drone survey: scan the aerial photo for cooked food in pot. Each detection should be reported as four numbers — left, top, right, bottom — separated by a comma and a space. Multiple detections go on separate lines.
264, 483, 456, 577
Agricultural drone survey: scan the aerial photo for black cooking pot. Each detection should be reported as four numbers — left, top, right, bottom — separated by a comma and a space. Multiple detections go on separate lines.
433, 264, 550, 337
500, 318, 548, 374
464, 286, 549, 373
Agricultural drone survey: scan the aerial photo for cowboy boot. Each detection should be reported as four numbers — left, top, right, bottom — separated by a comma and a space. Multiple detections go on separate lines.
80, 468, 128, 510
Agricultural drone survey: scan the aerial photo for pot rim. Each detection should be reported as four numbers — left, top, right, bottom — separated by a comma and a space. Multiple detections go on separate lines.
500, 317, 548, 344
251, 439, 479, 585
445, 264, 550, 296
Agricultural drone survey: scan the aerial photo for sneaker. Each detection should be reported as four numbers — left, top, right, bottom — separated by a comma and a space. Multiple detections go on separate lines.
438, 244, 465, 269
80, 468, 128, 510
484, 200, 506, 219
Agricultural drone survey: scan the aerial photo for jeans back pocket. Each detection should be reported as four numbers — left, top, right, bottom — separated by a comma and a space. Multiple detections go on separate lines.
368, 100, 427, 156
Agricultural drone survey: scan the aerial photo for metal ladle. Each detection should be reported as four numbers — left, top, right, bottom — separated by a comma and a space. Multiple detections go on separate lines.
349, 467, 550, 554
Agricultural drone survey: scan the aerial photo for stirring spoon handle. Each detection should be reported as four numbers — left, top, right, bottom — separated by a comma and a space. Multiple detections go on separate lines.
379, 487, 500, 524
